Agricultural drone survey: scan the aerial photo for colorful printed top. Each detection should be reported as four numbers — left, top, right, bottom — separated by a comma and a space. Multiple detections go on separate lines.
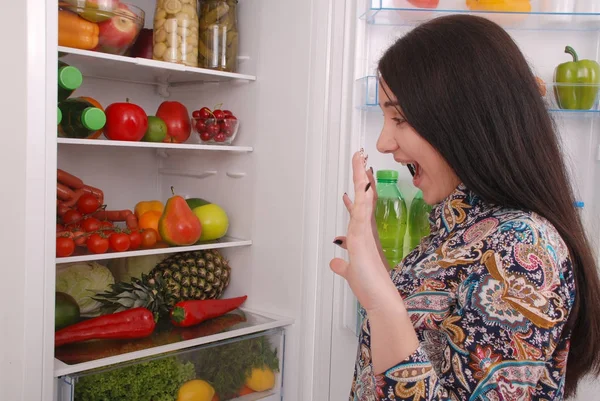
350, 184, 575, 401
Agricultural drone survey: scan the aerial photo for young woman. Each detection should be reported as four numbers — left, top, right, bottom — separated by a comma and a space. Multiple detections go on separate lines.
331, 14, 600, 401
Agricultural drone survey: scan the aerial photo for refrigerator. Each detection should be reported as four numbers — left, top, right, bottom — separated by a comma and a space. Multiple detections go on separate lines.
2, 0, 600, 400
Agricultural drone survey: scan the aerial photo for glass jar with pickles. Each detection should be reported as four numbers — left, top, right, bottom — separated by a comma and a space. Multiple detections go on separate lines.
153, 0, 199, 67
198, 0, 238, 72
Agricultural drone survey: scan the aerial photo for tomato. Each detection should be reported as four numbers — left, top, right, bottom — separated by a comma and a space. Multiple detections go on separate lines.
109, 232, 130, 252
57, 223, 65, 232
72, 230, 87, 247
100, 220, 114, 229
104, 101, 148, 142
156, 101, 192, 143
128, 230, 142, 250
81, 217, 102, 232
77, 193, 101, 214
56, 237, 75, 257
140, 228, 158, 248
86, 234, 109, 254
63, 209, 83, 225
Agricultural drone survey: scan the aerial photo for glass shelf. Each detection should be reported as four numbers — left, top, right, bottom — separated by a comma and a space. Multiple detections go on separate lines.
355, 76, 600, 115
361, 0, 600, 31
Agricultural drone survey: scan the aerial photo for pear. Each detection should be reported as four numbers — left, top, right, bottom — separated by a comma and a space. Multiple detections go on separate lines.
158, 187, 202, 246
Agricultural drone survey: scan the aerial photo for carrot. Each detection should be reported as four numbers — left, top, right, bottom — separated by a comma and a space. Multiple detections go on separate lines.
58, 10, 99, 50
57, 169, 84, 190
55, 307, 156, 348
57, 183, 74, 201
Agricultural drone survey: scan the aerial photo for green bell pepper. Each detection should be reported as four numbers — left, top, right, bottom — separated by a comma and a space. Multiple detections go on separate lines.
553, 45, 600, 110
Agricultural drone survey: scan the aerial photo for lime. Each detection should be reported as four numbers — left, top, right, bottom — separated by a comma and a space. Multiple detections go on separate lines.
143, 116, 168, 142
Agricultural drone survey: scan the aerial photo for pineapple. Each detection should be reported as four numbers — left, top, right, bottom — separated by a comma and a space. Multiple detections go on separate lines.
94, 250, 231, 316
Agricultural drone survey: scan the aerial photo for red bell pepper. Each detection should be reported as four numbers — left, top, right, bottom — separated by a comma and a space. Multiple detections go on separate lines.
170, 295, 248, 328
55, 307, 156, 348
408, 0, 439, 8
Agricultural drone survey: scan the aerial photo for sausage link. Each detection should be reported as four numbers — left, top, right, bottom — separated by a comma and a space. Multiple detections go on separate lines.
57, 169, 84, 189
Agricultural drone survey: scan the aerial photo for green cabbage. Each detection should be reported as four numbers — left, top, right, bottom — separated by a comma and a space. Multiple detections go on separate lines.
56, 261, 114, 317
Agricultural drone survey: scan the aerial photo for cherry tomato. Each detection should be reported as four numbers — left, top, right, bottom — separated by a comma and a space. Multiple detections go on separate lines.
87, 234, 109, 254
100, 221, 114, 229
81, 217, 102, 232
109, 232, 130, 252
63, 209, 83, 225
199, 107, 212, 119
56, 237, 75, 257
192, 110, 201, 118
140, 228, 158, 248
77, 193, 101, 214
213, 109, 225, 120
72, 230, 87, 247
128, 230, 142, 250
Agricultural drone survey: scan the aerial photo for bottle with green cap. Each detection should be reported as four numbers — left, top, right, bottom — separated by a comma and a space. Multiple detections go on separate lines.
58, 98, 106, 139
58, 61, 83, 102
408, 189, 433, 252
374, 170, 407, 269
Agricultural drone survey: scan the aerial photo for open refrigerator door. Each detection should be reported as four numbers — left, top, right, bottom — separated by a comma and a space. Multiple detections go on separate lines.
326, 1, 600, 399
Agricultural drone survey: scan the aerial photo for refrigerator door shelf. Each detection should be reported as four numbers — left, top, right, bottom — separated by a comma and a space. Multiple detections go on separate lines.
362, 0, 600, 31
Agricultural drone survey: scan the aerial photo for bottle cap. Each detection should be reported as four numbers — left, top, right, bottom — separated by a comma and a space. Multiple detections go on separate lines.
58, 65, 83, 90
81, 107, 106, 131
57, 107, 62, 125
574, 201, 585, 208
376, 170, 399, 181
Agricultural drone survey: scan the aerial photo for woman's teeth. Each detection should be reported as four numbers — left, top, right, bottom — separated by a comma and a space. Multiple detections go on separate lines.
407, 163, 416, 177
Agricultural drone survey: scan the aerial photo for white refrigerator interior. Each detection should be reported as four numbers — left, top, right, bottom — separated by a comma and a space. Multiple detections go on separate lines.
2, 0, 600, 400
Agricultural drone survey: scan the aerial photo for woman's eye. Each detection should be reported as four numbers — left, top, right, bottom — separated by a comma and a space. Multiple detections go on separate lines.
392, 117, 405, 126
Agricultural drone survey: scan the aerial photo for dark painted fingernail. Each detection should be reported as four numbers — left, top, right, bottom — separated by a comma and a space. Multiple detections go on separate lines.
333, 239, 343, 246
365, 182, 371, 192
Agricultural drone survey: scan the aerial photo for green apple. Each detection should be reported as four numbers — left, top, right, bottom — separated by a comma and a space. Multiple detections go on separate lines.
142, 116, 168, 142
192, 204, 229, 241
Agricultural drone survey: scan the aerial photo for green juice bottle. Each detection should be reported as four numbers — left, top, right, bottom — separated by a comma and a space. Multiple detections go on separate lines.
375, 170, 407, 270
58, 61, 83, 102
408, 189, 433, 252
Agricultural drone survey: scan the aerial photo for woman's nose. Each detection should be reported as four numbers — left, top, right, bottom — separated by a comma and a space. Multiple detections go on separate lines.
376, 127, 397, 154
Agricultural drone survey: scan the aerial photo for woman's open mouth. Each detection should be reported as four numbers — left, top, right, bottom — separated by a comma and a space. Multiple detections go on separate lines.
408, 163, 422, 186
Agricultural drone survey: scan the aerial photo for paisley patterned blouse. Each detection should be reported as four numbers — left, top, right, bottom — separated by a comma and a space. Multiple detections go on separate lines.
350, 184, 575, 401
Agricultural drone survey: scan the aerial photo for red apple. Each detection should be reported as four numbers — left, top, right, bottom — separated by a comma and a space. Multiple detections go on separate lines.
156, 101, 192, 143
97, 3, 140, 53
130, 28, 153, 59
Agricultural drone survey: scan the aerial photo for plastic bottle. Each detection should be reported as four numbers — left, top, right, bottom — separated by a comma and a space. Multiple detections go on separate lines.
375, 170, 407, 269
58, 98, 106, 139
408, 189, 433, 252
58, 61, 83, 102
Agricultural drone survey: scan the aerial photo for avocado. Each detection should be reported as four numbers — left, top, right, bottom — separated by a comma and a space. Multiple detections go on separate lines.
55, 292, 80, 331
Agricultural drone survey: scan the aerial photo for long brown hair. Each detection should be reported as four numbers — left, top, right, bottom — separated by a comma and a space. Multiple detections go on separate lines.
378, 14, 600, 398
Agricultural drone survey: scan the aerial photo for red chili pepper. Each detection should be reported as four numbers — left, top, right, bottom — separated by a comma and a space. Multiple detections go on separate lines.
55, 307, 156, 348
170, 296, 248, 328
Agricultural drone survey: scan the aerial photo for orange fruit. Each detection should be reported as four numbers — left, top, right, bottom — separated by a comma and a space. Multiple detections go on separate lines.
138, 210, 163, 241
